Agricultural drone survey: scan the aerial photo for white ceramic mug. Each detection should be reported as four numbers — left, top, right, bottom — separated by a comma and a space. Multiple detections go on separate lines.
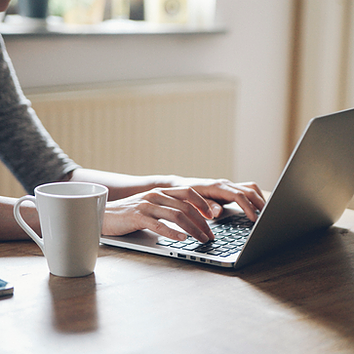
13, 182, 108, 277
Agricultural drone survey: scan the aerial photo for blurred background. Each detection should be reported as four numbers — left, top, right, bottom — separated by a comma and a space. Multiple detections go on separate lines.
1, 0, 353, 197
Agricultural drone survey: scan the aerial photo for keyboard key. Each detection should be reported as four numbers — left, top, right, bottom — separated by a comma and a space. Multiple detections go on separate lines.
214, 234, 226, 240
215, 240, 228, 246
218, 247, 230, 253
170, 243, 185, 249
181, 239, 196, 245
229, 235, 243, 240
219, 231, 233, 237
211, 243, 221, 249
182, 244, 202, 251
207, 250, 222, 256
224, 244, 238, 250
156, 239, 174, 246
194, 245, 213, 253
211, 226, 224, 233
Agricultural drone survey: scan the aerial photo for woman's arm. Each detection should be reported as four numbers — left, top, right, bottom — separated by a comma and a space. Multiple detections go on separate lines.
68, 168, 176, 200
69, 168, 265, 243
0, 169, 265, 243
70, 168, 265, 219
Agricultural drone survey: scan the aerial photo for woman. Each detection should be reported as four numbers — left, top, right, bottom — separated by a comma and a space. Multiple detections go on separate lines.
0, 0, 265, 242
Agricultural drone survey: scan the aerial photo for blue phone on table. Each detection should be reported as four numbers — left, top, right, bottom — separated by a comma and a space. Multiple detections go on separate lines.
0, 278, 13, 297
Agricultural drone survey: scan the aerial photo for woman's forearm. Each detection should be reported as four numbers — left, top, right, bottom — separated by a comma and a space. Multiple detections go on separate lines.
0, 169, 177, 241
69, 168, 179, 201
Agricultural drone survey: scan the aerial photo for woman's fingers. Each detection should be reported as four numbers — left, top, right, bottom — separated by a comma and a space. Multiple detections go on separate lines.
189, 179, 266, 221
137, 202, 212, 243
141, 187, 214, 242
103, 180, 266, 244
204, 199, 223, 218
228, 183, 265, 221
103, 187, 215, 243
145, 186, 214, 219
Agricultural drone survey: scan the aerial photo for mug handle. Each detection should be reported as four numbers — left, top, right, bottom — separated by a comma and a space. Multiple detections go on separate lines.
13, 196, 45, 254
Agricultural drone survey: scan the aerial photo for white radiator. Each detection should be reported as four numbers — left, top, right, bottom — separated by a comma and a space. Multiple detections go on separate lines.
0, 76, 236, 197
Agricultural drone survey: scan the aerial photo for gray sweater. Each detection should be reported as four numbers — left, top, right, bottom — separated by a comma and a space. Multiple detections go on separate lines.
0, 35, 79, 194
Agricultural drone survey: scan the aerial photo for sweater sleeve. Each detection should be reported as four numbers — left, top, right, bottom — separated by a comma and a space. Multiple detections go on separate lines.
0, 35, 80, 194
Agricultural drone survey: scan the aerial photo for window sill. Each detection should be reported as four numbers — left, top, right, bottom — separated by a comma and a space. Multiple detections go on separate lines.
0, 16, 227, 38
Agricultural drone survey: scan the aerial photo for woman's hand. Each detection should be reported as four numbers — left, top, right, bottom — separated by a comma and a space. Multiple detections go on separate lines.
70, 169, 265, 221
102, 179, 265, 243
171, 177, 266, 222
102, 187, 215, 243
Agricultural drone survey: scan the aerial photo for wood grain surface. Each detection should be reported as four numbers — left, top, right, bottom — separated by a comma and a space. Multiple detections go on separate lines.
1, 208, 354, 353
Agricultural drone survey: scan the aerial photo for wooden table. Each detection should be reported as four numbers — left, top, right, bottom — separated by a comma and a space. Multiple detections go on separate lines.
2, 208, 354, 354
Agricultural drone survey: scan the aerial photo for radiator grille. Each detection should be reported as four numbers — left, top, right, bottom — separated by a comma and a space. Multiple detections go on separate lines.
0, 76, 236, 197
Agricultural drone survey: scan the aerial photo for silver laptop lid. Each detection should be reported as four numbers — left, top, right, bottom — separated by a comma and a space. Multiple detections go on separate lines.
236, 108, 354, 268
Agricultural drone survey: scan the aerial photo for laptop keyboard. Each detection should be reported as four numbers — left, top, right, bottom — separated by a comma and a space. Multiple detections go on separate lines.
156, 214, 254, 258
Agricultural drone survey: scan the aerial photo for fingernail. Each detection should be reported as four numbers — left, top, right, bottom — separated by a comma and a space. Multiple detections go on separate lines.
177, 233, 187, 241
212, 205, 222, 217
199, 233, 210, 243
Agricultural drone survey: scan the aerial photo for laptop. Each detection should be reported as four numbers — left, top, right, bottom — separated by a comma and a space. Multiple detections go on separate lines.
100, 108, 354, 269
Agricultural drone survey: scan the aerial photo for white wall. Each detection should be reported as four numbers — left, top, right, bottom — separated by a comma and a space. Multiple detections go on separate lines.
2, 0, 293, 191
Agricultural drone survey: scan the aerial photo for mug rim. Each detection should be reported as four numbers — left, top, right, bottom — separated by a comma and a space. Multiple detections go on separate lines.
34, 181, 108, 198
